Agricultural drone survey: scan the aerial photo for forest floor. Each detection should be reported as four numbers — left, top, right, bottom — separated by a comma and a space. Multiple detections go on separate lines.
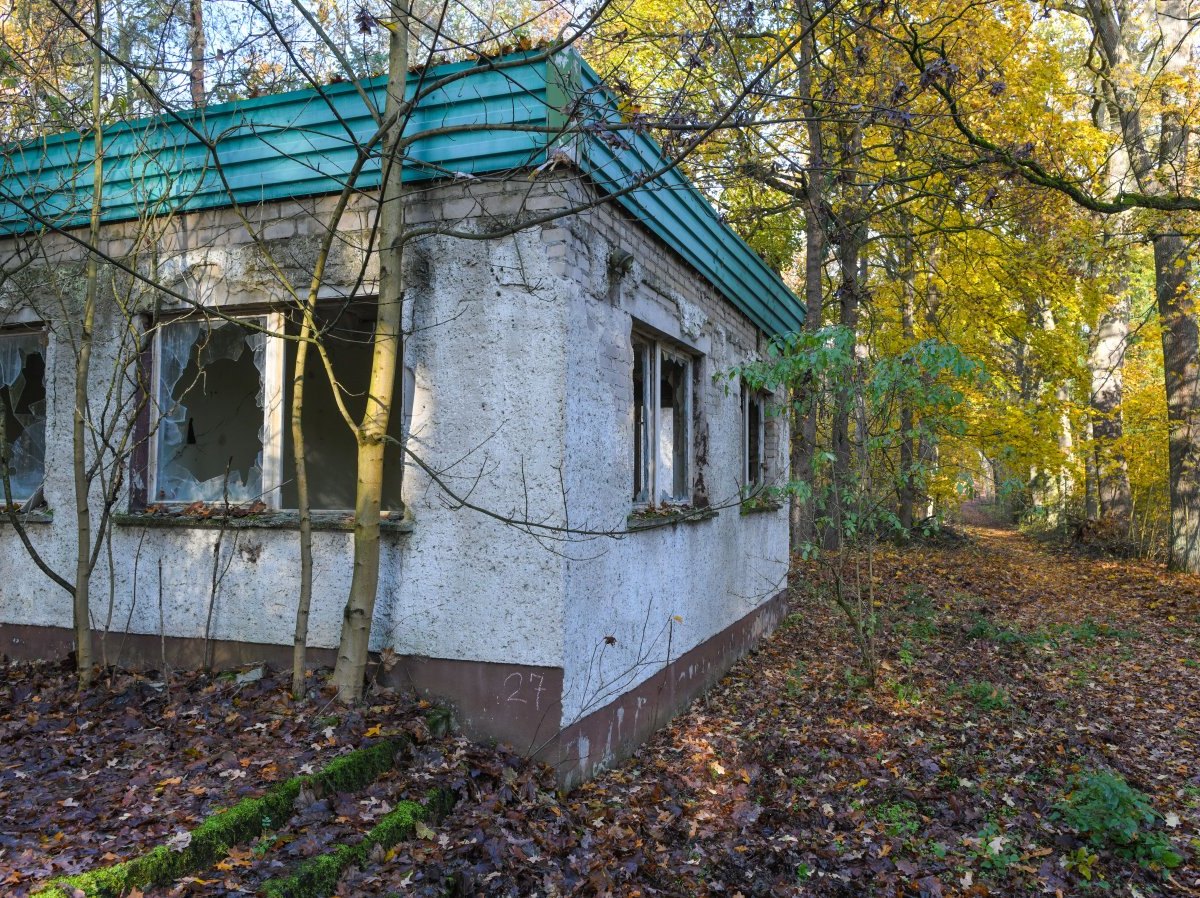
3, 507, 1199, 897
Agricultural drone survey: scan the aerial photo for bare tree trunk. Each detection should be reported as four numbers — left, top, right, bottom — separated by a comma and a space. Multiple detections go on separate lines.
332, 2, 409, 701
1155, 232, 1200, 571
73, 0, 104, 686
188, 0, 205, 108
790, 0, 824, 553
1089, 294, 1133, 527
898, 236, 917, 531
826, 225, 863, 551
791, 198, 824, 550
291, 315, 314, 699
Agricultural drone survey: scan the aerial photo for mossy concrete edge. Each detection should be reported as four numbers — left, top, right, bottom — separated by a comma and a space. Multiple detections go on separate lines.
260, 789, 456, 898
31, 738, 408, 898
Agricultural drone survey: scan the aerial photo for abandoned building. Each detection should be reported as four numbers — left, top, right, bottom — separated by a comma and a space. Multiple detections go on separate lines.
0, 50, 804, 783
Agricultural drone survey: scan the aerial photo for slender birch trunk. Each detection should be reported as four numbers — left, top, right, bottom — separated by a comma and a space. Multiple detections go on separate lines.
291, 319, 313, 698
332, 3, 409, 700
74, 0, 104, 686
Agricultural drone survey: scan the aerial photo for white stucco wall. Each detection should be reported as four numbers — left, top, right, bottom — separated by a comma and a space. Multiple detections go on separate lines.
0, 185, 572, 671
0, 175, 789, 736
552, 197, 791, 728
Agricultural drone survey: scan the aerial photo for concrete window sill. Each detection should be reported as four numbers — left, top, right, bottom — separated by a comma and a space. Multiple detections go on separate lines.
739, 498, 785, 515
626, 508, 718, 531
112, 509, 414, 534
0, 510, 53, 526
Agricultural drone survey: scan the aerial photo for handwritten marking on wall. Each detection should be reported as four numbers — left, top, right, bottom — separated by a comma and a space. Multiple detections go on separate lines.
503, 671, 547, 710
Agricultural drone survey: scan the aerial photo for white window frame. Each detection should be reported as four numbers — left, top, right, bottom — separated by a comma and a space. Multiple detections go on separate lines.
742, 385, 767, 494
632, 330, 694, 508
148, 312, 285, 509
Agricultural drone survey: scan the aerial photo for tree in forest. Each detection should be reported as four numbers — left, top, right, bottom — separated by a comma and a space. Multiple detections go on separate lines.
890, 0, 1200, 568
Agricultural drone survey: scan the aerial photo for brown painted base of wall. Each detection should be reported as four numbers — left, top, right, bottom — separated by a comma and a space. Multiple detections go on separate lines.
548, 589, 790, 787
0, 589, 788, 788
0, 623, 336, 672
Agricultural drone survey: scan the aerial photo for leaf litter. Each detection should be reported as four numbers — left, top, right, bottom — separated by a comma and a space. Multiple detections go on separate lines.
5, 518, 1200, 897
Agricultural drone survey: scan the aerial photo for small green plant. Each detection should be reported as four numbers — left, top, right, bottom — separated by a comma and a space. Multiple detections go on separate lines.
887, 679, 922, 705
872, 800, 921, 838
954, 680, 1009, 711
780, 613, 805, 631
1056, 770, 1183, 871
843, 667, 871, 692
896, 587, 939, 641
1062, 845, 1100, 881
969, 821, 1021, 876
785, 660, 807, 697
1052, 617, 1140, 645
965, 615, 1022, 643
897, 641, 918, 667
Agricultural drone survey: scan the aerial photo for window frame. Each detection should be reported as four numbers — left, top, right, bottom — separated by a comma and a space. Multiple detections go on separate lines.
0, 324, 49, 505
742, 384, 767, 494
631, 329, 694, 509
146, 311, 286, 509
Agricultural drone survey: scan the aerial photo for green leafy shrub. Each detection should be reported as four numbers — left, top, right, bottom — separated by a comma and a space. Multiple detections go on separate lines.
1057, 770, 1183, 871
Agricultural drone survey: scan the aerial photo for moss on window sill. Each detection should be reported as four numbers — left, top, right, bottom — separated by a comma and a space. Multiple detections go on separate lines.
113, 508, 413, 534
627, 506, 718, 531
0, 509, 53, 526
739, 496, 784, 515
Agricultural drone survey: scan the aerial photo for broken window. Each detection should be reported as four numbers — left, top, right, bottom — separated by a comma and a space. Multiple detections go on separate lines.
743, 385, 766, 492
0, 329, 47, 503
151, 315, 284, 505
631, 331, 693, 506
280, 304, 405, 511
147, 306, 405, 512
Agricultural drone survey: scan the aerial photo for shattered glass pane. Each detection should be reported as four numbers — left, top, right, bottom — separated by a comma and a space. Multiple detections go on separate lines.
154, 317, 266, 504
0, 331, 47, 502
280, 306, 405, 511
632, 339, 650, 504
658, 352, 689, 503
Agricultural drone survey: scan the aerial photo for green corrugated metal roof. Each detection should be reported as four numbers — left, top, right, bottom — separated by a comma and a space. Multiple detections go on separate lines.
0, 50, 804, 335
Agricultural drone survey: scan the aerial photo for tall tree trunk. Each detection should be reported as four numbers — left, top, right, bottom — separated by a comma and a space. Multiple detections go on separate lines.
825, 224, 863, 551
1088, 294, 1133, 528
1155, 232, 1200, 571
332, 1, 409, 701
789, 0, 824, 553
74, 0, 104, 686
791, 195, 824, 550
898, 235, 917, 531
188, 0, 205, 108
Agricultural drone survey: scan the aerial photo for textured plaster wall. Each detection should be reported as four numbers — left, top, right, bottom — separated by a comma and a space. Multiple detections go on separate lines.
0, 173, 788, 753
0, 184, 572, 671
551, 192, 791, 752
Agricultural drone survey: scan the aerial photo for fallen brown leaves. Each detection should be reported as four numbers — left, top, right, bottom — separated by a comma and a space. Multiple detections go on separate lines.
5, 518, 1200, 897
0, 666, 426, 896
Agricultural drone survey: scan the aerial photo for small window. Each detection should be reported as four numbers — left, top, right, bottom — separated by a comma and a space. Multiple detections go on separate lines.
0, 329, 47, 503
280, 305, 405, 512
742, 385, 766, 493
631, 331, 693, 506
150, 314, 283, 506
